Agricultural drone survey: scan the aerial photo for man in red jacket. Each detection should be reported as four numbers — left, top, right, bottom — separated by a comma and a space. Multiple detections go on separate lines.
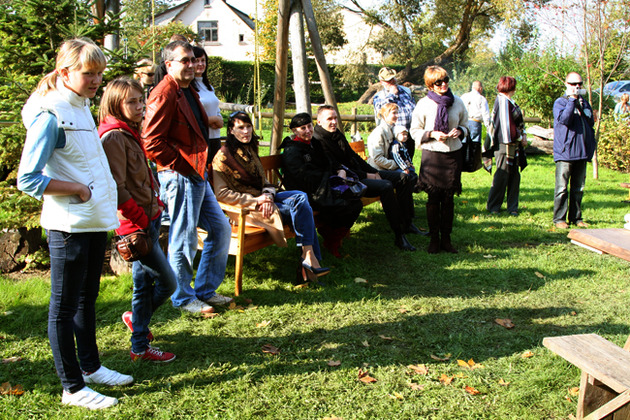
142, 41, 232, 314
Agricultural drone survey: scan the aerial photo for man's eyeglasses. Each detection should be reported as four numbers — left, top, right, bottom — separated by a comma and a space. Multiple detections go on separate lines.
169, 57, 197, 65
567, 81, 583, 86
141, 72, 155, 76
434, 76, 450, 87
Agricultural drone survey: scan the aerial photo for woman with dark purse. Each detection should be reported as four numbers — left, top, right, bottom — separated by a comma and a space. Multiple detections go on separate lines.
410, 66, 469, 254
99, 77, 177, 363
280, 113, 363, 258
213, 112, 330, 283
484, 76, 527, 216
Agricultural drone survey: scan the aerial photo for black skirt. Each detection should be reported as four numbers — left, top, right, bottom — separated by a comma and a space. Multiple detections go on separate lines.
418, 148, 463, 195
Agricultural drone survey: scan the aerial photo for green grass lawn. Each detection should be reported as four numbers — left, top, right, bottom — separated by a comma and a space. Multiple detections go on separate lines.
1, 154, 629, 419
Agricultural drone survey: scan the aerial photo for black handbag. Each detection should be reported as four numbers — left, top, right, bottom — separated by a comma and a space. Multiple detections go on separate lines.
461, 133, 482, 173
328, 174, 367, 200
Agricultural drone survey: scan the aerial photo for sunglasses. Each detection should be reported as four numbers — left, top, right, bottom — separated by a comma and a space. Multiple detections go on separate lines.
567, 81, 583, 86
434, 77, 450, 87
170, 57, 197, 65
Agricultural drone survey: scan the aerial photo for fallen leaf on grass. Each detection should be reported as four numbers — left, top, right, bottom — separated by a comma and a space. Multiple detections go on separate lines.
457, 359, 483, 370
472, 215, 479, 221
439, 374, 454, 385
407, 364, 429, 375
2, 357, 22, 364
379, 334, 393, 341
398, 308, 408, 314
565, 395, 573, 402
409, 383, 425, 391
521, 351, 534, 358
495, 318, 515, 329
229, 302, 237, 310
358, 369, 377, 383
431, 353, 451, 361
247, 305, 259, 310
261, 344, 280, 355
294, 283, 309, 289
454, 373, 466, 379
568, 387, 580, 396
0, 382, 24, 396
256, 320, 271, 328
354, 277, 368, 284
535, 271, 545, 279
498, 378, 510, 386
362, 340, 370, 347
464, 385, 480, 395
461, 200, 468, 204
327, 360, 341, 367
322, 417, 343, 420
201, 312, 219, 319
483, 254, 496, 259
389, 391, 404, 400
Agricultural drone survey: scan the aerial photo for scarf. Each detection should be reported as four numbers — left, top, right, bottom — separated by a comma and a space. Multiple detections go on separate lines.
214, 143, 269, 193
98, 115, 141, 145
427, 88, 455, 133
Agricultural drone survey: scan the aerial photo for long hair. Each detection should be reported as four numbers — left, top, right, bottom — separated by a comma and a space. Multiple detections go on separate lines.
226, 112, 260, 155
35, 38, 106, 96
192, 46, 213, 92
99, 77, 144, 129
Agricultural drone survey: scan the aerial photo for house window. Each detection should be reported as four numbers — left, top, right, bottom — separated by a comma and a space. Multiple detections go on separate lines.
239, 34, 245, 43
204, 0, 211, 6
198, 21, 218, 43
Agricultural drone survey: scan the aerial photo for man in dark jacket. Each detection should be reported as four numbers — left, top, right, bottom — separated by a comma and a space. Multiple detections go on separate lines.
313, 105, 423, 251
552, 72, 596, 229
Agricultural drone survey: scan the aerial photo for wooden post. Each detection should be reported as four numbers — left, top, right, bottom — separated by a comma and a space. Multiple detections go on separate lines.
290, 1, 311, 114
270, 0, 292, 155
351, 107, 357, 136
301, 0, 342, 131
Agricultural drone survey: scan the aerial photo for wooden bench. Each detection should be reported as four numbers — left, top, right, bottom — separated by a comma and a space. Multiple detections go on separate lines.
543, 333, 630, 419
200, 153, 380, 296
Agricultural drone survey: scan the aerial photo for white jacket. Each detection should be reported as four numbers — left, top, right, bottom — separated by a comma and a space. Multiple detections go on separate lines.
367, 121, 398, 171
21, 81, 119, 232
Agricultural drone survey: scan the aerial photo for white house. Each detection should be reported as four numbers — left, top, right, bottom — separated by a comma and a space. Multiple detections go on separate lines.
155, 0, 256, 61
154, 0, 385, 65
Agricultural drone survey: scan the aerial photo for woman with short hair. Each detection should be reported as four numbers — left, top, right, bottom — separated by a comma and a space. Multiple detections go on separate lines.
410, 66, 468, 254
483, 76, 527, 216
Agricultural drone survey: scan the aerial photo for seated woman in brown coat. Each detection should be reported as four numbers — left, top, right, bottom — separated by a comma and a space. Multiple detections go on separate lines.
212, 112, 329, 284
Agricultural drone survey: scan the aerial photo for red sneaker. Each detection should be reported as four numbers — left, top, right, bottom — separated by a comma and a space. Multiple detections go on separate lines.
121, 311, 154, 342
130, 347, 176, 363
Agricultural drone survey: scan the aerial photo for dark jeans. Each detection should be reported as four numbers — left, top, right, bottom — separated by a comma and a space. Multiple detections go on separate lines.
553, 160, 587, 224
487, 149, 521, 213
47, 230, 107, 393
468, 120, 482, 143
362, 169, 417, 233
130, 217, 177, 353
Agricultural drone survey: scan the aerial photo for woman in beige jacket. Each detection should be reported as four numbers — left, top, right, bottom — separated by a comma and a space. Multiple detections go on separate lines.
410, 66, 469, 254
212, 112, 329, 283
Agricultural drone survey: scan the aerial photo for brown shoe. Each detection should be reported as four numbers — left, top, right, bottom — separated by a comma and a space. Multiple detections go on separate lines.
554, 221, 569, 229
575, 221, 589, 228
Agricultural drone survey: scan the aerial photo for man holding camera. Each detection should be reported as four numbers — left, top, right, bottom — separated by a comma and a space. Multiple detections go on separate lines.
552, 72, 596, 229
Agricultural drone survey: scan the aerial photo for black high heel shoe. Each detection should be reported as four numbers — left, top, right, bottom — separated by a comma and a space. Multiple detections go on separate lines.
300, 258, 331, 278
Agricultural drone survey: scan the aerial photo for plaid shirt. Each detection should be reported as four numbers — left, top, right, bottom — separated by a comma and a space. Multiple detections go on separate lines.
373, 85, 417, 130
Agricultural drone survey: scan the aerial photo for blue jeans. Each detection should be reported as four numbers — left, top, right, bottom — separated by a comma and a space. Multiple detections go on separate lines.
158, 170, 231, 308
468, 120, 482, 143
275, 190, 322, 261
554, 160, 587, 224
129, 217, 177, 353
47, 230, 107, 393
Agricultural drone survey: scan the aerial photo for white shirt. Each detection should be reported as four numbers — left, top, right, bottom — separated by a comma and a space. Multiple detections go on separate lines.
460, 90, 491, 127
195, 77, 221, 139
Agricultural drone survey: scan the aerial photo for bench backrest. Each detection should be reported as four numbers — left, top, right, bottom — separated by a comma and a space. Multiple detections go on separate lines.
260, 154, 285, 187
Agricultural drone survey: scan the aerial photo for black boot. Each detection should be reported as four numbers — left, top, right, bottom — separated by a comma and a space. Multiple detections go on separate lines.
395, 233, 416, 251
440, 198, 458, 254
426, 202, 441, 254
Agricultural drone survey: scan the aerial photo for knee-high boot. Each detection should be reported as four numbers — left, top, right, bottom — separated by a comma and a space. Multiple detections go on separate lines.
426, 202, 441, 254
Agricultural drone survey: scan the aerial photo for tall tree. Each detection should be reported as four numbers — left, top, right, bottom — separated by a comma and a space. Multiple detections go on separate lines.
349, 0, 549, 103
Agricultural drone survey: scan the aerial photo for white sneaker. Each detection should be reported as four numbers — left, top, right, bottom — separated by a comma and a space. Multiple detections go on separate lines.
82, 365, 134, 386
181, 299, 214, 314
62, 386, 118, 410
204, 293, 234, 306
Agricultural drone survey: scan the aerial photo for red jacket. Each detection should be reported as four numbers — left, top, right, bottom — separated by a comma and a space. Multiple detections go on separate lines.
142, 74, 209, 177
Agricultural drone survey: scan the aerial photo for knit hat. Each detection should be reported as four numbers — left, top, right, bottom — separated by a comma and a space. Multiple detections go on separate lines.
289, 112, 312, 129
378, 67, 396, 82
394, 125, 408, 137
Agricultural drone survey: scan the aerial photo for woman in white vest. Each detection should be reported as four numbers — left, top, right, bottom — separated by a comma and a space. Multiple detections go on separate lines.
17, 38, 133, 410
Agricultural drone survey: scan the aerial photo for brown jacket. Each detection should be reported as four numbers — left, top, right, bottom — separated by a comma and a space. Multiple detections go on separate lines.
142, 74, 208, 177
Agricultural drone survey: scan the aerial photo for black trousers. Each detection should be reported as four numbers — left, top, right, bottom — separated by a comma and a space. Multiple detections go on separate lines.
362, 169, 417, 233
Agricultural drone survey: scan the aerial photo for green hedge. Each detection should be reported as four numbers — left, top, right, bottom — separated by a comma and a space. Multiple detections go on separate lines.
597, 113, 630, 173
